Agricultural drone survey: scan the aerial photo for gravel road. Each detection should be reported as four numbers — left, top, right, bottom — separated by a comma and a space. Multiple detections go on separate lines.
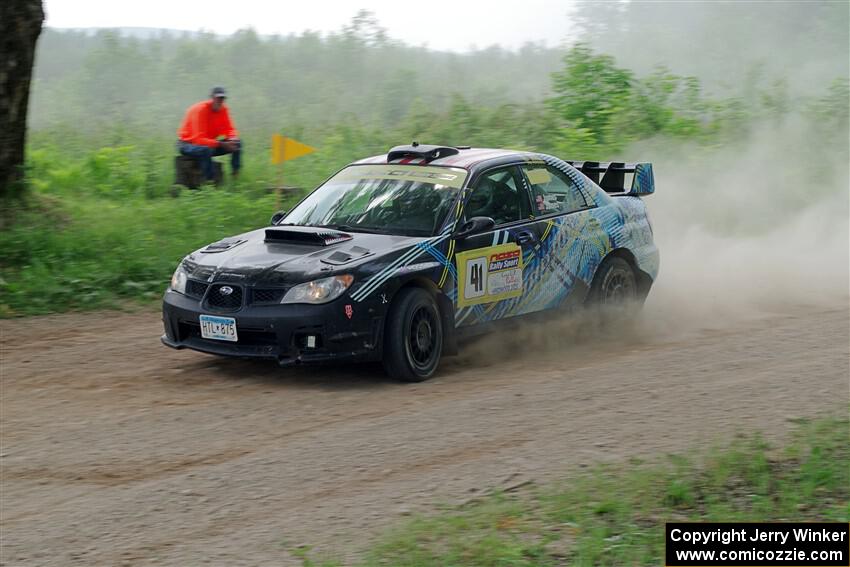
1, 304, 847, 565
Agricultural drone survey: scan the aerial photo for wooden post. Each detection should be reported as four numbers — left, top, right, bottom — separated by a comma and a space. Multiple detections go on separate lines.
272, 133, 284, 210
275, 160, 283, 211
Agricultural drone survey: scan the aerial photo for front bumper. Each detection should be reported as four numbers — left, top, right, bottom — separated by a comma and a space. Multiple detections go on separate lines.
161, 290, 384, 365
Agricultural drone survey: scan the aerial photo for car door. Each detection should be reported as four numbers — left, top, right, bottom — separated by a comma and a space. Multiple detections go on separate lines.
516, 163, 608, 312
452, 165, 540, 328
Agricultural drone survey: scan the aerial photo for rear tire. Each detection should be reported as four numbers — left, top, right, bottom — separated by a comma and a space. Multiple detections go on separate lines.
588, 256, 639, 323
382, 287, 443, 382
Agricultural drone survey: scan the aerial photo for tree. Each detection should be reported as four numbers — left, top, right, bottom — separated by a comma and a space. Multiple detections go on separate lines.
0, 0, 44, 201
548, 44, 633, 148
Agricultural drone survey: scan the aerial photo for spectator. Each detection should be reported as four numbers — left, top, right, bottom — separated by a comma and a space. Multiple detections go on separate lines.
177, 86, 241, 182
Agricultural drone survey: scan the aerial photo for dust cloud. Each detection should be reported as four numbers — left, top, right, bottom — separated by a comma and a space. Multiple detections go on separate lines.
642, 119, 849, 337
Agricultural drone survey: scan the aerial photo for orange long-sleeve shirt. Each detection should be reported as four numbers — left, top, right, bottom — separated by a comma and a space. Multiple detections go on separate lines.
177, 100, 239, 148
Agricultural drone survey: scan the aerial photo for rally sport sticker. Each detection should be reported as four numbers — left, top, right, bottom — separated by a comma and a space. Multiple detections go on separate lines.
456, 243, 523, 308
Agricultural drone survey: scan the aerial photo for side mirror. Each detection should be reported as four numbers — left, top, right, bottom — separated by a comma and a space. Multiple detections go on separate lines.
456, 216, 495, 239
270, 210, 288, 225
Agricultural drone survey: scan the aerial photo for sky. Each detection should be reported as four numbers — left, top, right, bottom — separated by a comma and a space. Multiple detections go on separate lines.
43, 0, 579, 52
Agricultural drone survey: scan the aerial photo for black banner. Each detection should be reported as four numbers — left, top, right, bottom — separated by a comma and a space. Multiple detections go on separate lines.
666, 522, 849, 566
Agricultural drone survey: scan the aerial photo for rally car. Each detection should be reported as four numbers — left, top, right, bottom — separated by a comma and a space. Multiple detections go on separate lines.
162, 144, 659, 381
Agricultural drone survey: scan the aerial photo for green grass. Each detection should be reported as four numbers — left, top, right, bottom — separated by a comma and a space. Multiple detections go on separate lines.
297, 415, 848, 566
0, 133, 388, 317
0, 188, 285, 316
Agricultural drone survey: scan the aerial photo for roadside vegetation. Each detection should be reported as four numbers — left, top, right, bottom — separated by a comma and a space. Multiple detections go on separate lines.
294, 415, 849, 566
1, 3, 847, 316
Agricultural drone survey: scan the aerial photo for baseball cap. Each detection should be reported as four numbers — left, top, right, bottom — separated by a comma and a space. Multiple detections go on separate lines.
211, 86, 227, 98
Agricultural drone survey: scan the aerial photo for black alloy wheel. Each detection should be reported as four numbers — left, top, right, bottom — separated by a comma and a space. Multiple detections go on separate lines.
588, 256, 639, 321
383, 287, 443, 382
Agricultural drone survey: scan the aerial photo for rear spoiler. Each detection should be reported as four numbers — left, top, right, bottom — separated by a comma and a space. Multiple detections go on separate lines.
566, 161, 655, 196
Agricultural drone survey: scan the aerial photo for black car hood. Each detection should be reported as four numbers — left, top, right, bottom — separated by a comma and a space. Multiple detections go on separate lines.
181, 226, 426, 287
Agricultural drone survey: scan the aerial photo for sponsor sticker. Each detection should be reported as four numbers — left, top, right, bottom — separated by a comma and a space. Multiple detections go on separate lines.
332, 165, 468, 189
525, 167, 552, 185
456, 243, 524, 307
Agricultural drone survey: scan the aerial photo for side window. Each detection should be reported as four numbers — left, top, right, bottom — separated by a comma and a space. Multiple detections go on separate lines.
522, 165, 588, 216
464, 167, 530, 226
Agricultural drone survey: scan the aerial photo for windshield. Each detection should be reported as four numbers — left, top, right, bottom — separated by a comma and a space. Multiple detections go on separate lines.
283, 164, 468, 236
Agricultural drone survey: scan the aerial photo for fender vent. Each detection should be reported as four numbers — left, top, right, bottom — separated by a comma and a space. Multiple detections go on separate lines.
321, 245, 372, 266
201, 239, 246, 253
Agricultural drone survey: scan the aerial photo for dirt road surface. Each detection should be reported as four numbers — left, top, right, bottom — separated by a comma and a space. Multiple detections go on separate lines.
1, 305, 847, 565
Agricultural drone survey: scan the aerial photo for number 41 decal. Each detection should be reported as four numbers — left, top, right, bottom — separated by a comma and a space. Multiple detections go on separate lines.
455, 243, 523, 308
465, 257, 486, 300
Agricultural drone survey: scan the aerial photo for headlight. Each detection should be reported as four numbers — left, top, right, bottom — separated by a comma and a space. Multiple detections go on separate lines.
281, 275, 354, 304
170, 265, 189, 294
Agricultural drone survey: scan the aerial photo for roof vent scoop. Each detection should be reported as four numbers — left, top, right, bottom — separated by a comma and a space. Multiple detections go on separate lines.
387, 144, 460, 163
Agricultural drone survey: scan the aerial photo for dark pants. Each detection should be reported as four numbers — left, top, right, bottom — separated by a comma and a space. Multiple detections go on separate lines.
178, 141, 242, 180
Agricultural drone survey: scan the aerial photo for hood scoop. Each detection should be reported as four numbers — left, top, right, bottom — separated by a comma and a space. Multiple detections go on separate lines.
265, 226, 353, 247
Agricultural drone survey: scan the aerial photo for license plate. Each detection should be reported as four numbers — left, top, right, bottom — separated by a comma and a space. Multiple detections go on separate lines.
199, 314, 238, 342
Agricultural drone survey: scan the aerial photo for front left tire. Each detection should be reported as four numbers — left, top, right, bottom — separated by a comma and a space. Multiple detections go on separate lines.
382, 287, 443, 382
